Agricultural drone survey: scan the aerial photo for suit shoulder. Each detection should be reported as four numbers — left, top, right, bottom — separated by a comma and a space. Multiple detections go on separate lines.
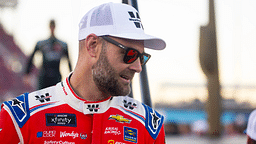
56, 39, 68, 47
114, 96, 164, 139
3, 93, 30, 128
36, 39, 48, 46
3, 85, 62, 128
141, 103, 164, 140
28, 85, 63, 113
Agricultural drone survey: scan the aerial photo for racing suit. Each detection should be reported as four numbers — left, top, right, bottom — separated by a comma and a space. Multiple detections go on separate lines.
0, 76, 165, 144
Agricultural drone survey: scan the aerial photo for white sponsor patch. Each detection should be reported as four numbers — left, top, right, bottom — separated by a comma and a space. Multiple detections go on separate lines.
104, 127, 121, 135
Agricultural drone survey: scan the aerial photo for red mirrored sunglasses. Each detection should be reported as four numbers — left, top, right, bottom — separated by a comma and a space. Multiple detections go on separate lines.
102, 36, 151, 65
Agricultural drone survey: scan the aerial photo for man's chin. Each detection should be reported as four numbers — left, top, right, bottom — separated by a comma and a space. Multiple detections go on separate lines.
121, 85, 131, 96
111, 86, 131, 96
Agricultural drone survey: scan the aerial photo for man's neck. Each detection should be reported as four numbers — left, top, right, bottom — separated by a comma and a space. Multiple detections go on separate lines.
50, 35, 55, 39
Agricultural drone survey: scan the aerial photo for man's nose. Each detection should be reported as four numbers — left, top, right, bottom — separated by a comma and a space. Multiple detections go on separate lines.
128, 58, 142, 73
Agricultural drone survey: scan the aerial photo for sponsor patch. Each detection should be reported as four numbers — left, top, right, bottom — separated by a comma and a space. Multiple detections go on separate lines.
37, 132, 43, 138
104, 127, 121, 135
37, 130, 56, 138
35, 93, 51, 103
150, 110, 161, 130
123, 127, 137, 143
123, 100, 137, 110
108, 140, 115, 144
108, 140, 127, 144
44, 140, 75, 144
46, 113, 77, 127
87, 104, 100, 112
60, 131, 79, 139
3, 93, 30, 128
80, 133, 87, 140
142, 104, 164, 140
108, 114, 131, 123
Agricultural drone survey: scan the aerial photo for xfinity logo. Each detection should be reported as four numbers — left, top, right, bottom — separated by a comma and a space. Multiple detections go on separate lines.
51, 116, 72, 124
128, 11, 143, 29
46, 113, 77, 127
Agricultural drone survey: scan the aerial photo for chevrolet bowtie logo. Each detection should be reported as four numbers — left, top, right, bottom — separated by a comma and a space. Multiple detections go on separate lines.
108, 114, 131, 123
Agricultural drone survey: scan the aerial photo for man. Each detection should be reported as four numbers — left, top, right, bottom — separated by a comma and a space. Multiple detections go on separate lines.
25, 19, 72, 89
246, 110, 256, 144
0, 2, 166, 143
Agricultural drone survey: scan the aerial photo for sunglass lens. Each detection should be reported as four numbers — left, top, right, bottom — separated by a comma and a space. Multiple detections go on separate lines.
140, 55, 147, 65
141, 54, 151, 65
124, 49, 139, 64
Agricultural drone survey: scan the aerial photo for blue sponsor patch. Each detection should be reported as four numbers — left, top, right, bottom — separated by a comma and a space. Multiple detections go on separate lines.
3, 93, 30, 128
124, 126, 137, 143
45, 113, 77, 127
37, 132, 43, 138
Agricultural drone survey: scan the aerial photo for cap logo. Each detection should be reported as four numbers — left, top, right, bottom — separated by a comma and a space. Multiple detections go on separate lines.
128, 11, 143, 29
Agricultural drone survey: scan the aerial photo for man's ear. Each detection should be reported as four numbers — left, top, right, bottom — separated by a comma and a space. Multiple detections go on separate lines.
85, 33, 101, 57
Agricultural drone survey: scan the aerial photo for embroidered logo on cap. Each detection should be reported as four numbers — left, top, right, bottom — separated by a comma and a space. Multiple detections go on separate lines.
128, 11, 143, 29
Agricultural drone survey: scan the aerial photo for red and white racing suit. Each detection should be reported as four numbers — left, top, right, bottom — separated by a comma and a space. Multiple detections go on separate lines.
0, 77, 165, 144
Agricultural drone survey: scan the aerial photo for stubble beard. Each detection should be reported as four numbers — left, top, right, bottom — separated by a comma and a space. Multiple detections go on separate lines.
92, 43, 131, 97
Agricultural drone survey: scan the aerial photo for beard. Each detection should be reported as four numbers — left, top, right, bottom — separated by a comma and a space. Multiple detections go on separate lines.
92, 43, 131, 97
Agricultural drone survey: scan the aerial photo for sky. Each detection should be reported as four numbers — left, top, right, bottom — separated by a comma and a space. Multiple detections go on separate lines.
1, 0, 256, 106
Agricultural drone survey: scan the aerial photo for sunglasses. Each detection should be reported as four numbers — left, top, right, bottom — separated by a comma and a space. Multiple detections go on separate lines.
102, 36, 151, 65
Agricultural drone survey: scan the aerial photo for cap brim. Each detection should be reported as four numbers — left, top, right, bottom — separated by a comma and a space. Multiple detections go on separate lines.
106, 33, 166, 50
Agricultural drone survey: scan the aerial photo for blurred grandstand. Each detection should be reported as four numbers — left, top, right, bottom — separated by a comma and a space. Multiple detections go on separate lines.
0, 0, 17, 8
0, 0, 36, 103
0, 23, 37, 103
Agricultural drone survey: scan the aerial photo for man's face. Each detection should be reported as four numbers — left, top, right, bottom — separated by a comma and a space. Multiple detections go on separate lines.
92, 37, 144, 96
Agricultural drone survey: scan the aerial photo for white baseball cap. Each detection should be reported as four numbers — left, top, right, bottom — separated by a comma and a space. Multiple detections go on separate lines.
246, 109, 256, 140
78, 2, 166, 50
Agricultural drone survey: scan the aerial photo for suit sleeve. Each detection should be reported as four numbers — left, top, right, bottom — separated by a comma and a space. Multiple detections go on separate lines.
154, 124, 166, 144
25, 42, 40, 74
63, 43, 72, 72
0, 106, 20, 143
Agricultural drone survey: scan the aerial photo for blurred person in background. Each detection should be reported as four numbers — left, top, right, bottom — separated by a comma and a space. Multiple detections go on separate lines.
0, 2, 166, 143
24, 19, 72, 89
245, 109, 256, 144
